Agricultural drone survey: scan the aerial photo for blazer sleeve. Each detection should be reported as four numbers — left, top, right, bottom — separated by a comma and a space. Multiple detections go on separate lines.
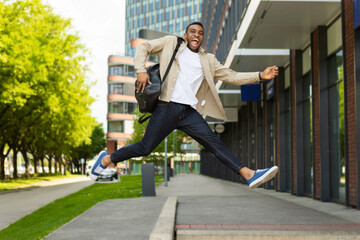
213, 56, 261, 86
134, 35, 173, 74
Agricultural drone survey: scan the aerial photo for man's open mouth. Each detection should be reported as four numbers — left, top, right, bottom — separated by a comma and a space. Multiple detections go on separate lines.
190, 39, 199, 47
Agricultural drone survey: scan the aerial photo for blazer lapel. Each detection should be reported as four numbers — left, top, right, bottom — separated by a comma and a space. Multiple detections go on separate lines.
199, 52, 224, 112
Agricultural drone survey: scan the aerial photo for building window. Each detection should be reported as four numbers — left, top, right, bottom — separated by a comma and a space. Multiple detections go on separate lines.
172, 7, 176, 18
149, 0, 154, 11
186, 3, 192, 15
108, 102, 136, 114
146, 13, 150, 25
157, 10, 163, 22
162, 22, 167, 32
178, 4, 185, 17
109, 66, 124, 76
108, 121, 124, 133
183, 17, 188, 29
152, 12, 156, 24
130, 5, 134, 17
162, 0, 167, 8
155, 0, 160, 10
126, 102, 136, 114
108, 102, 123, 114
139, 14, 144, 27
168, 19, 175, 33
142, 1, 147, 13
136, 2, 141, 15
165, 8, 170, 20
108, 84, 124, 95
176, 18, 181, 31
126, 65, 136, 77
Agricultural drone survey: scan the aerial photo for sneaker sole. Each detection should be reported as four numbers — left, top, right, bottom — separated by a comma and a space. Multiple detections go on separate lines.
89, 150, 107, 181
249, 166, 278, 189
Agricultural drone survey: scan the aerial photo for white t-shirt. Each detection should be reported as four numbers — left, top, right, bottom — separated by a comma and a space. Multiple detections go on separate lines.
170, 47, 205, 109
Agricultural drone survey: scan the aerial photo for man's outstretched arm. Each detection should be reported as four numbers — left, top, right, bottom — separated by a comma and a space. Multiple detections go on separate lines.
213, 56, 279, 85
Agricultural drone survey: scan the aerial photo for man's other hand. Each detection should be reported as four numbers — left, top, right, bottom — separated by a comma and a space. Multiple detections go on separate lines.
136, 72, 151, 93
260, 66, 279, 80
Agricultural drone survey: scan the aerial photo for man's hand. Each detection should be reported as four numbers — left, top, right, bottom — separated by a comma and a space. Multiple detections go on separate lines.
136, 72, 151, 93
260, 66, 279, 80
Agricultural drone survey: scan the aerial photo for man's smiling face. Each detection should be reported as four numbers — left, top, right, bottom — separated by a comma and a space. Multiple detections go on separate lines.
184, 24, 204, 52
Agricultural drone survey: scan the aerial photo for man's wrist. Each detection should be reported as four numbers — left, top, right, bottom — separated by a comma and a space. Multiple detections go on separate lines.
258, 72, 267, 82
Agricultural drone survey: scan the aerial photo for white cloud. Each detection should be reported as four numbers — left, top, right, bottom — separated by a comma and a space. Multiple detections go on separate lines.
43, 0, 126, 132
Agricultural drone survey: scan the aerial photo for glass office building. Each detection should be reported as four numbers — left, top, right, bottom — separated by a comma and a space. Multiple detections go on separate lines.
125, 0, 202, 56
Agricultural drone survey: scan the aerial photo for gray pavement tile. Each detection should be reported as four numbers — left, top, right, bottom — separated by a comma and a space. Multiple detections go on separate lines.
45, 197, 167, 240
175, 195, 357, 225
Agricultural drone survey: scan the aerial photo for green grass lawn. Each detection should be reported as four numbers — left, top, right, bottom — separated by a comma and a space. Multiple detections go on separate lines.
0, 174, 81, 192
0, 175, 164, 240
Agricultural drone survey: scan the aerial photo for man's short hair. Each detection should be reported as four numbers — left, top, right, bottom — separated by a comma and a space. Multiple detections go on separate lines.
185, 22, 204, 33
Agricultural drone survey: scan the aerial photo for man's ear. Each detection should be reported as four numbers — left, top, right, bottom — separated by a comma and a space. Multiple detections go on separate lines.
183, 32, 187, 40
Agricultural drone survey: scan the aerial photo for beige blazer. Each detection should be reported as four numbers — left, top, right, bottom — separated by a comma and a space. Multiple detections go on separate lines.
134, 35, 260, 120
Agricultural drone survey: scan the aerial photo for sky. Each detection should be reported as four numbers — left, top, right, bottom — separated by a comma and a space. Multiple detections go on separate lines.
43, 0, 126, 132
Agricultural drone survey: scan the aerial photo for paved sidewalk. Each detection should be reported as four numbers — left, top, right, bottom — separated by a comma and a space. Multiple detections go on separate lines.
0, 177, 93, 230
46, 174, 360, 239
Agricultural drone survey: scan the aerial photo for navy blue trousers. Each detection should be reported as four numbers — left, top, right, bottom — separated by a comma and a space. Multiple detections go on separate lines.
110, 101, 245, 174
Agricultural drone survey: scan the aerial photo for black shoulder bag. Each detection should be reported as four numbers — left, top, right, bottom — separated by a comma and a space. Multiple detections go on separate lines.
135, 37, 183, 124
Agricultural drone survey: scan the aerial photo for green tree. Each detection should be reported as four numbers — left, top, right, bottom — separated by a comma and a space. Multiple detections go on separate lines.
0, 0, 95, 179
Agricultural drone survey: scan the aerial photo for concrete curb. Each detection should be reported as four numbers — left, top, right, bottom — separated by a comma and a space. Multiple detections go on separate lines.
149, 196, 177, 240
176, 230, 360, 240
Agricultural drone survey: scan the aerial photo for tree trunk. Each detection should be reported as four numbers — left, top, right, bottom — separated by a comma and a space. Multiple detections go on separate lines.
54, 160, 58, 174
57, 156, 62, 174
0, 156, 5, 180
0, 143, 11, 180
48, 157, 52, 175
40, 158, 44, 174
21, 150, 30, 178
33, 158, 38, 174
63, 163, 67, 175
12, 149, 18, 179
76, 163, 80, 174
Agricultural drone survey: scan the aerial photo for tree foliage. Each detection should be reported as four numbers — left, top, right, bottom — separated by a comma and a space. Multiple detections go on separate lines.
0, 0, 97, 179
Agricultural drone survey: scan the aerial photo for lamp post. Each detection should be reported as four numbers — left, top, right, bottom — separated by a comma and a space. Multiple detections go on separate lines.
164, 136, 168, 187
173, 129, 177, 175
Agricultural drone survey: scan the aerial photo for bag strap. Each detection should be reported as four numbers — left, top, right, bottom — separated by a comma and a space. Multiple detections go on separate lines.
138, 114, 151, 124
138, 37, 184, 124
162, 37, 183, 83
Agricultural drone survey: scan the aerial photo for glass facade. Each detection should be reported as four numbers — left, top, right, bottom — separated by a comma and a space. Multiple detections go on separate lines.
125, 0, 203, 56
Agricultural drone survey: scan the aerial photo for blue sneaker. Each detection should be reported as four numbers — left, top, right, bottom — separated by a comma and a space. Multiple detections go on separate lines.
247, 166, 278, 189
89, 151, 109, 180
